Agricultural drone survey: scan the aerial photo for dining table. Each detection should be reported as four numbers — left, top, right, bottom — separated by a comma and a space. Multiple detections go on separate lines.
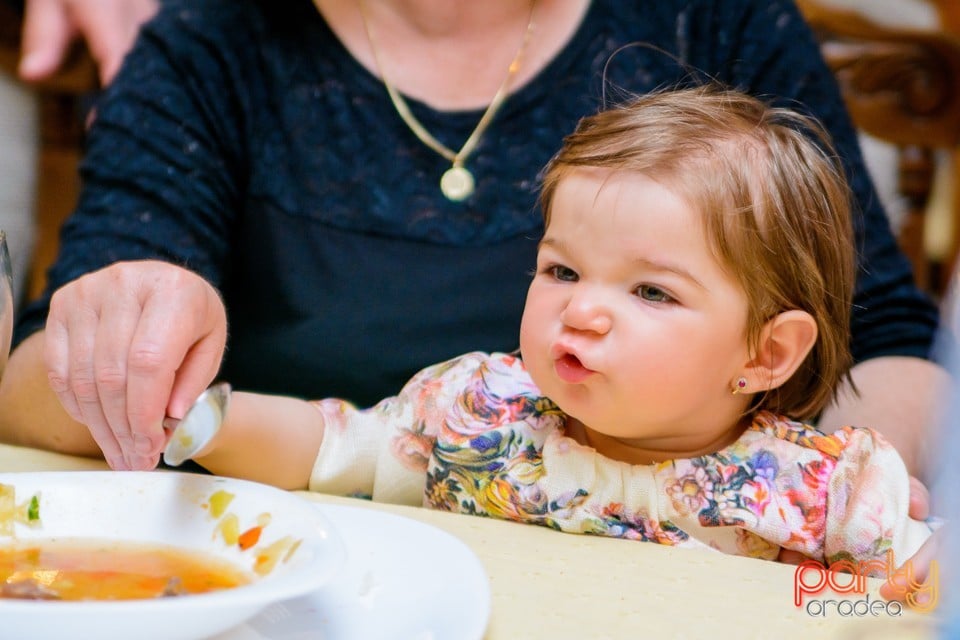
0, 441, 940, 640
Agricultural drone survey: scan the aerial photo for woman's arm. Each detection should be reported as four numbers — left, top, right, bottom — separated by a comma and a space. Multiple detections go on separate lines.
717, 0, 943, 477
194, 353, 489, 494
6, 2, 250, 466
0, 331, 100, 456
819, 356, 950, 480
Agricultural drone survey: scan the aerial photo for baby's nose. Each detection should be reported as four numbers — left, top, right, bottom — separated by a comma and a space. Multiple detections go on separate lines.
561, 289, 613, 334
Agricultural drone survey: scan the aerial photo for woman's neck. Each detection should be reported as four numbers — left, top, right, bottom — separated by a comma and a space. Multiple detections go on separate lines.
313, 0, 590, 109
372, 0, 536, 38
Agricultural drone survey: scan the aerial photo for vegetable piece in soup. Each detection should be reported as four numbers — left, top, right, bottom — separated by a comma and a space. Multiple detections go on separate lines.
0, 485, 40, 536
0, 539, 252, 600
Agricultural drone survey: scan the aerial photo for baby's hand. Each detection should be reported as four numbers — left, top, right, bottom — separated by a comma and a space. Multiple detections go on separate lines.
879, 526, 943, 609
777, 548, 809, 565
879, 475, 938, 608
907, 476, 930, 520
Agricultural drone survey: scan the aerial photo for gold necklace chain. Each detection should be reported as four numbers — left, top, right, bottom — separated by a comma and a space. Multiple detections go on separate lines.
359, 1, 537, 201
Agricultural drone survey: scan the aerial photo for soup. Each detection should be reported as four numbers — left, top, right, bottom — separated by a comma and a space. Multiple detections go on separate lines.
0, 539, 252, 601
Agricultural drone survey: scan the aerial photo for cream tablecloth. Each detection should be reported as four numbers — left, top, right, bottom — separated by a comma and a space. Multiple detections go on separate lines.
0, 443, 938, 639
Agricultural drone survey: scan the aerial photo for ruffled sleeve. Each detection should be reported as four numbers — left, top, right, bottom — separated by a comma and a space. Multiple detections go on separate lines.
307, 352, 491, 504
824, 427, 934, 568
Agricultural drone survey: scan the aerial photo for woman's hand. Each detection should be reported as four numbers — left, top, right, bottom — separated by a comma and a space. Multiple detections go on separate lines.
44, 260, 227, 470
18, 0, 159, 85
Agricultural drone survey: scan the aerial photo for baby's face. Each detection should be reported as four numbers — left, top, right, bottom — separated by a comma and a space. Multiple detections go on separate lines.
520, 168, 753, 460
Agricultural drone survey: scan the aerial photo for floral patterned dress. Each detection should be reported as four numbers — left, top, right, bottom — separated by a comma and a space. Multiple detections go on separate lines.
309, 352, 933, 565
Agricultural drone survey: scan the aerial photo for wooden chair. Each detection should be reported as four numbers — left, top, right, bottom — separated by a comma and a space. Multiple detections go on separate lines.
798, 0, 960, 297
0, 1, 98, 302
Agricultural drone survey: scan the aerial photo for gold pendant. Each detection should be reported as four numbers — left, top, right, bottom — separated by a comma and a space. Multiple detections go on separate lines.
440, 166, 475, 201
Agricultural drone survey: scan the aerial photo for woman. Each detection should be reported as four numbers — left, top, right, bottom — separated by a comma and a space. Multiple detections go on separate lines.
0, 0, 944, 489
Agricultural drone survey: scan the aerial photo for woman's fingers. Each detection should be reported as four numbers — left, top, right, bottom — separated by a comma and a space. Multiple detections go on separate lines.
125, 270, 226, 463
44, 261, 227, 470
18, 0, 159, 85
44, 291, 82, 423
164, 291, 228, 423
93, 276, 155, 468
17, 0, 75, 82
69, 0, 159, 84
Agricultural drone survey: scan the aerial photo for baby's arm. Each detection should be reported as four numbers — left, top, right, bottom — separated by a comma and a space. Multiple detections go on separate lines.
193, 391, 326, 490
192, 353, 491, 500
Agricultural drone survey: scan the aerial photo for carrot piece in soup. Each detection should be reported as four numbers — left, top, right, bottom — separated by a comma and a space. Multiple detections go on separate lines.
237, 526, 262, 550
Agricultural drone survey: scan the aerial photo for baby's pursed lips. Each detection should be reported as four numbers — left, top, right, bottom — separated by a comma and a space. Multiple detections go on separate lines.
551, 341, 596, 373
560, 353, 584, 369
552, 349, 599, 384
550, 342, 572, 362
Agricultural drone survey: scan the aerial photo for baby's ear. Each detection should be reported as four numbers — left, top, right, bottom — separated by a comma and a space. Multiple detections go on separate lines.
743, 310, 818, 392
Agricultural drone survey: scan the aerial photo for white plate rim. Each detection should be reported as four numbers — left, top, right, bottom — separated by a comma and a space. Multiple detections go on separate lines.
0, 471, 346, 634
227, 502, 492, 640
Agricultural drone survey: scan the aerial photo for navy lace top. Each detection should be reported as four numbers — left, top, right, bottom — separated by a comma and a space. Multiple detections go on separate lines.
15, 0, 939, 406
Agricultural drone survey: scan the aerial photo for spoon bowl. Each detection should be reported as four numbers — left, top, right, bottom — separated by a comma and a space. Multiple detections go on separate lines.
162, 382, 231, 466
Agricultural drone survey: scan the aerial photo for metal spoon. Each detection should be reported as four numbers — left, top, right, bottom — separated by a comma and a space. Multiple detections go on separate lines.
0, 231, 14, 384
162, 382, 231, 466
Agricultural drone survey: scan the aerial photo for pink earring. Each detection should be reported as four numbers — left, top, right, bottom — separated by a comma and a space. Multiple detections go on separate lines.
731, 377, 748, 395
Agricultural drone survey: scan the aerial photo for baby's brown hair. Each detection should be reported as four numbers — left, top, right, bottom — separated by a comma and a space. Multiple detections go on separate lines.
539, 84, 855, 420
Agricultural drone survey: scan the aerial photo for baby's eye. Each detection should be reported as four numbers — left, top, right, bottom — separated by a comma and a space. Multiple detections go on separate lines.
636, 284, 673, 303
548, 265, 579, 282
